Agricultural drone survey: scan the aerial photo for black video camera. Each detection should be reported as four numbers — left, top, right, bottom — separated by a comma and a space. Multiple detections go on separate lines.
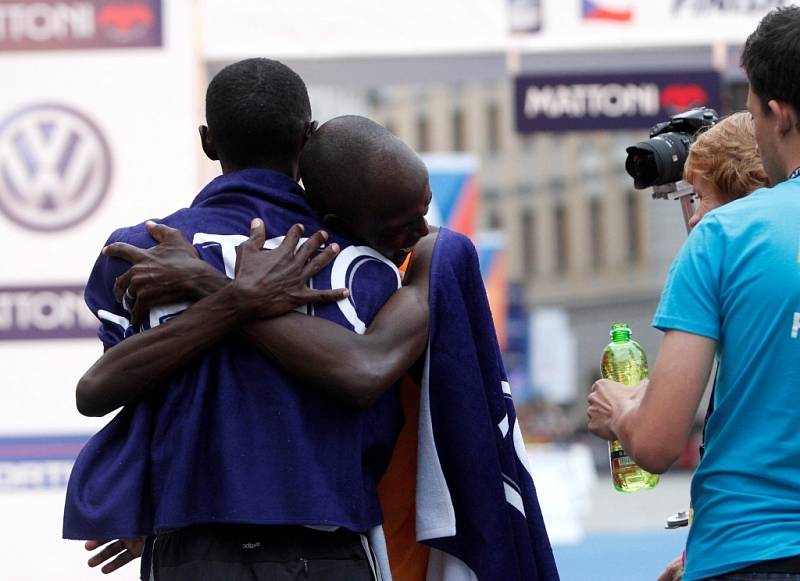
625, 107, 719, 190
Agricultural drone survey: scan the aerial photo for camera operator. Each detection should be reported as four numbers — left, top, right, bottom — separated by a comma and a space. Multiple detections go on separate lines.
587, 7, 800, 581
683, 111, 768, 230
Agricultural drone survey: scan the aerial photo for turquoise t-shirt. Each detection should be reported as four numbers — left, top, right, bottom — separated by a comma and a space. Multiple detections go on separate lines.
652, 177, 800, 581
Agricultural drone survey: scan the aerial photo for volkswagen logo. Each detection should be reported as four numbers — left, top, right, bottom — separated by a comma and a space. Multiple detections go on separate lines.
0, 103, 112, 232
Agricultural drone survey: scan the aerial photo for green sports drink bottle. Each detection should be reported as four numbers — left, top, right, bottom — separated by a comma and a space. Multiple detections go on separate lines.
600, 322, 659, 493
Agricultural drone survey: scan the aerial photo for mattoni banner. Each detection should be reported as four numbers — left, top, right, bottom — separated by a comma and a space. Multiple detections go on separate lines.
514, 70, 721, 132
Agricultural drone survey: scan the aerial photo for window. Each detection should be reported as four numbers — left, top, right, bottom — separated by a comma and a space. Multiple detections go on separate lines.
483, 189, 502, 229
589, 197, 604, 270
487, 102, 500, 154
554, 202, 569, 275
416, 114, 430, 153
522, 208, 535, 277
452, 109, 466, 152
626, 190, 642, 265
487, 208, 503, 230
579, 139, 601, 180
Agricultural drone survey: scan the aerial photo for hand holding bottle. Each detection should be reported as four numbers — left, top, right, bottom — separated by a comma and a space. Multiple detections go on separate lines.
587, 379, 641, 440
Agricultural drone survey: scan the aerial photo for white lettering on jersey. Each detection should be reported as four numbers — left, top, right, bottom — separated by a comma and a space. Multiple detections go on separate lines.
791, 312, 800, 339
97, 309, 130, 331
142, 233, 402, 332
330, 246, 401, 335
191, 233, 315, 277
192, 233, 249, 278
149, 301, 192, 329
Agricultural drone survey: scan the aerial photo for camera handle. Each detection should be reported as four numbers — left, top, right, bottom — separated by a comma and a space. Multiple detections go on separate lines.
651, 181, 696, 234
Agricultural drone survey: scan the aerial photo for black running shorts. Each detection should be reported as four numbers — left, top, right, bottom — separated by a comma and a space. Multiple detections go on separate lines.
150, 525, 378, 581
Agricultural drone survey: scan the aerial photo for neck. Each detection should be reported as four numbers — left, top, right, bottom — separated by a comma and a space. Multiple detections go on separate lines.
782, 133, 800, 180
220, 158, 298, 181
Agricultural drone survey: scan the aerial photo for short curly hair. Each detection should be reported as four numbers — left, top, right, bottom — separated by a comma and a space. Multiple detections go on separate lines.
683, 111, 768, 202
206, 58, 311, 167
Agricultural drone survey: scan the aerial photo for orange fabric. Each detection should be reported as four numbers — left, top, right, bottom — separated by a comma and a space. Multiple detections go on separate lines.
377, 375, 430, 581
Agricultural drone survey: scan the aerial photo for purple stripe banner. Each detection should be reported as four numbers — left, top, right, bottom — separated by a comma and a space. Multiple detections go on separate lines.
0, 435, 89, 461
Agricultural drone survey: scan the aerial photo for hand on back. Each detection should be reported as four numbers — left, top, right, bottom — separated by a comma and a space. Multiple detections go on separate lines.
104, 218, 349, 325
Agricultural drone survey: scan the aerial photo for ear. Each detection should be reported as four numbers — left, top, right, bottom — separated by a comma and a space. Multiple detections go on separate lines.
767, 99, 796, 135
302, 120, 318, 148
198, 125, 219, 161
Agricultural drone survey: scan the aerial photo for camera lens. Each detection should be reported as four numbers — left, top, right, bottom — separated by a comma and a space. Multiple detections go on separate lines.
625, 133, 692, 189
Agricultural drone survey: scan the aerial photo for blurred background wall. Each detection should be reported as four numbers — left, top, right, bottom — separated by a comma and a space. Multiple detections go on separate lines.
0, 1, 789, 578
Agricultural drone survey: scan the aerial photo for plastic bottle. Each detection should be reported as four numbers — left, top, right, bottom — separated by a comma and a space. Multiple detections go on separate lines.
600, 322, 659, 493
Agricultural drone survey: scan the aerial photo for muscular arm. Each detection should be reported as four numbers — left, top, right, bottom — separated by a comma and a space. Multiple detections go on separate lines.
242, 233, 434, 409
587, 330, 716, 473
80, 222, 434, 415
76, 220, 347, 416
77, 284, 245, 416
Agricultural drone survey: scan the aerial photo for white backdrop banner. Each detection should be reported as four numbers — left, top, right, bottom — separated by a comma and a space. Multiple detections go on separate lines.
0, 1, 199, 578
512, 0, 795, 49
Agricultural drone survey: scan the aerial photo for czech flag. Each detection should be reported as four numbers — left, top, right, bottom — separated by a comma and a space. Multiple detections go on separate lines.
582, 0, 633, 22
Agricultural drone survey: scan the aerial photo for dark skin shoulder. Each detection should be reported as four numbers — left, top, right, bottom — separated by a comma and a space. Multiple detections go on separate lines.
77, 222, 435, 415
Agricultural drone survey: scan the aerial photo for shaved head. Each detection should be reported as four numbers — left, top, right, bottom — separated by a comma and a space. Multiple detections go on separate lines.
300, 115, 431, 263
301, 116, 425, 215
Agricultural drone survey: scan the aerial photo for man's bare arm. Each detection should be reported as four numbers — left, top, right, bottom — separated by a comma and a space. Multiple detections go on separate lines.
93, 224, 435, 412
76, 220, 347, 416
241, 233, 434, 409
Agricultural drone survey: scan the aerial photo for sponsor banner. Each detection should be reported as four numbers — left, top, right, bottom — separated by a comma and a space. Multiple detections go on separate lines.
0, 284, 95, 341
514, 70, 721, 133
671, 0, 790, 16
0, 0, 162, 51
0, 2, 195, 577
0, 435, 88, 491
514, 0, 792, 48
0, 103, 113, 232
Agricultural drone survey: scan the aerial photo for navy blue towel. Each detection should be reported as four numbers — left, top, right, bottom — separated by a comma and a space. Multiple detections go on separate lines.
416, 228, 559, 581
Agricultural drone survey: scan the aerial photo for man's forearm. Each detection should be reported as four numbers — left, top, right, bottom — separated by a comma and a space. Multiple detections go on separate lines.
185, 238, 432, 407
76, 285, 245, 416
238, 237, 434, 407
241, 293, 428, 409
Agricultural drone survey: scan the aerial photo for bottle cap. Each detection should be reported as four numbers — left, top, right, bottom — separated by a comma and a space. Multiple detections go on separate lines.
609, 322, 631, 338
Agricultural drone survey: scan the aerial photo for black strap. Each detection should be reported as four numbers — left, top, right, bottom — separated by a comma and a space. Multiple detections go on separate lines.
698, 364, 719, 459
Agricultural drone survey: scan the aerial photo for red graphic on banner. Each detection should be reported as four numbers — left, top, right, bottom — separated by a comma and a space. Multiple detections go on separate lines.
98, 3, 154, 30
661, 84, 710, 113
97, 1, 156, 42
